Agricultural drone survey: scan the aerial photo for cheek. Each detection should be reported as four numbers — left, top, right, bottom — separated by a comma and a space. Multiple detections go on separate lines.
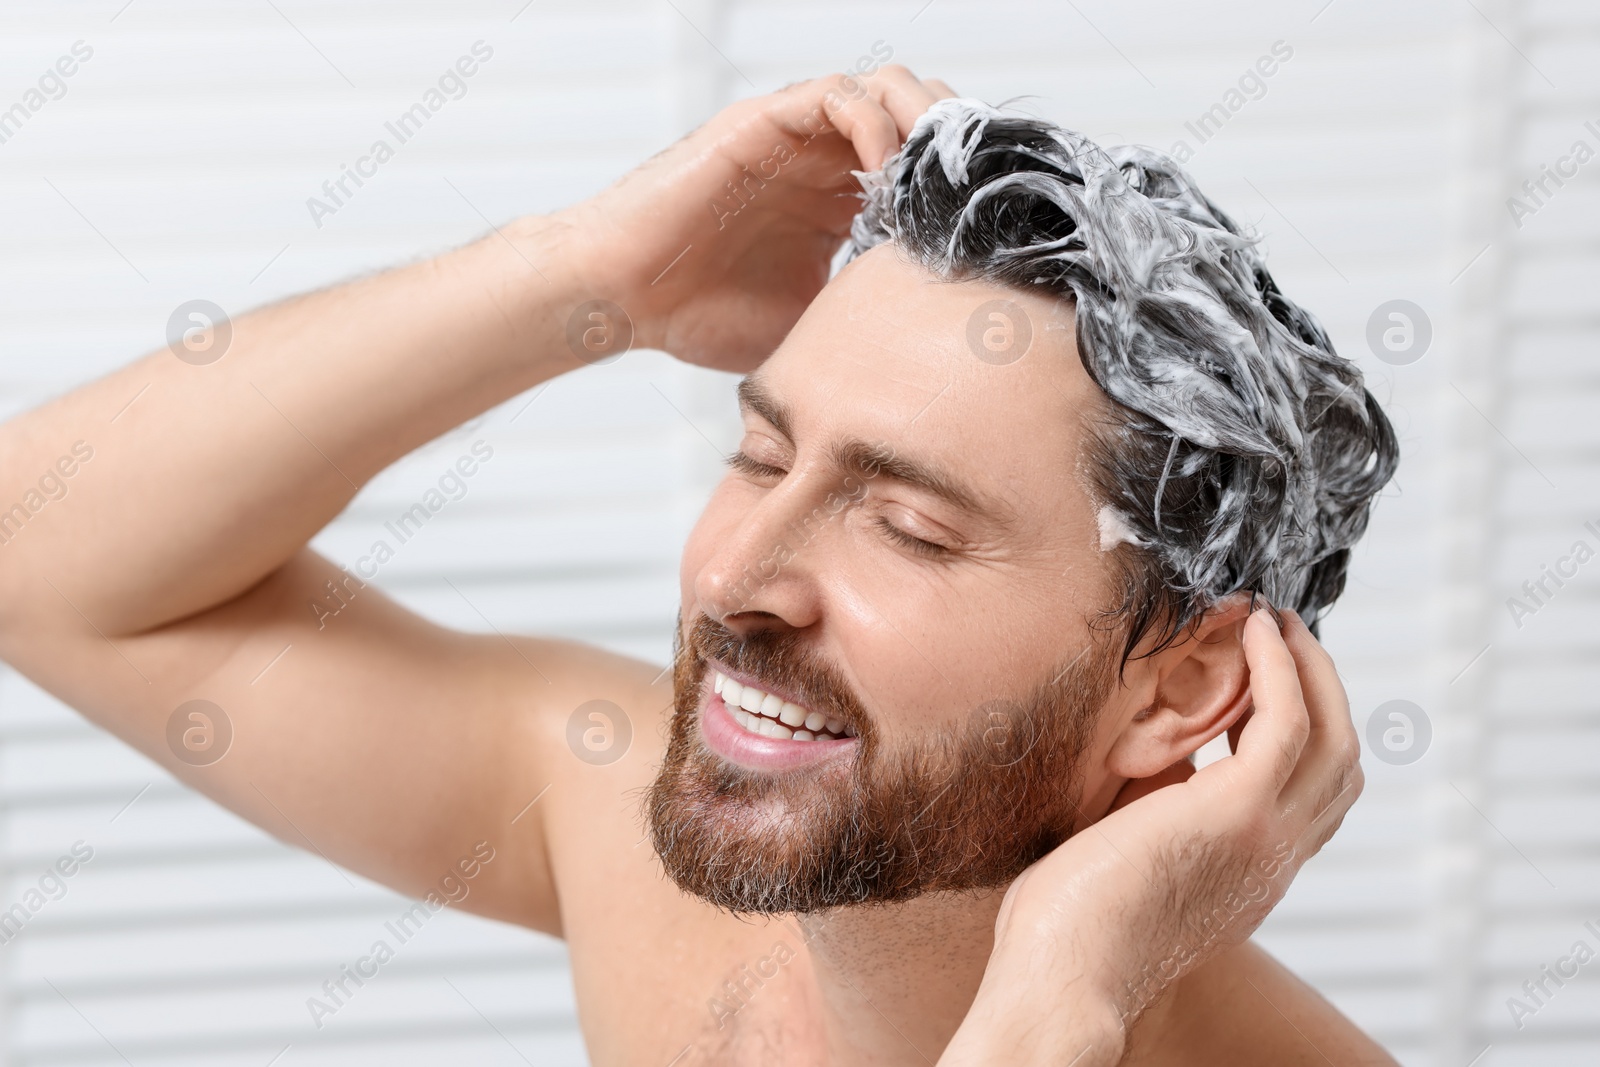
817, 555, 997, 731
833, 554, 1102, 730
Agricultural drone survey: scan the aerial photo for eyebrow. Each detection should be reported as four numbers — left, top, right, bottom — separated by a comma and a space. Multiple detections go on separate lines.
737, 373, 793, 441
736, 373, 1002, 520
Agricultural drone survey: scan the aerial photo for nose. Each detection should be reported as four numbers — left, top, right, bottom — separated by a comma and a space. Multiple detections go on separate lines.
694, 482, 834, 639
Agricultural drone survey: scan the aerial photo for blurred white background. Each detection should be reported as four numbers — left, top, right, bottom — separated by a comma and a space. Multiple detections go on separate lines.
0, 0, 1596, 1064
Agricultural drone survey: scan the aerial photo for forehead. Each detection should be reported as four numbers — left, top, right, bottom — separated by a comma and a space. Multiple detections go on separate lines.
752, 245, 1106, 524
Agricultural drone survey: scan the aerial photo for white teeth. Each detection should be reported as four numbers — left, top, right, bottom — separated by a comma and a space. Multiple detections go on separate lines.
731, 706, 843, 743
715, 672, 858, 743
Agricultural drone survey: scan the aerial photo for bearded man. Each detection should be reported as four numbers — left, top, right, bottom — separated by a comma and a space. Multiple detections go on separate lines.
0, 68, 1397, 1065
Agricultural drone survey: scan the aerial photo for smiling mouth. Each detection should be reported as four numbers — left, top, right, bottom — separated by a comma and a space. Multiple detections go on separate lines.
711, 670, 857, 742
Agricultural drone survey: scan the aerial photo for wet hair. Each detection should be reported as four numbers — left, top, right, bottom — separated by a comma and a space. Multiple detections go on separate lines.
841, 99, 1399, 666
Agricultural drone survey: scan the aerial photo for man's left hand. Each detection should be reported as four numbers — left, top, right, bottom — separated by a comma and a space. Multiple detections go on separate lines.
941, 607, 1364, 1065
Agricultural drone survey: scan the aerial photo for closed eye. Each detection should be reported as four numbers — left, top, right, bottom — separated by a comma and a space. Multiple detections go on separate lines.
726, 450, 786, 482
873, 516, 947, 558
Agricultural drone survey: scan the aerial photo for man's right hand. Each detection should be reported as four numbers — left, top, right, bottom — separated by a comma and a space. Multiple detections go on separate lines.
554, 64, 955, 372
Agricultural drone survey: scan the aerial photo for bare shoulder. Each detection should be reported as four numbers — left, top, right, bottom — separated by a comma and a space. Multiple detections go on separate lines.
489, 631, 674, 783
470, 629, 677, 933
1123, 941, 1398, 1066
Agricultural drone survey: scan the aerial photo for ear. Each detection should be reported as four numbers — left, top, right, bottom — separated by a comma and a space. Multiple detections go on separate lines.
1104, 593, 1254, 780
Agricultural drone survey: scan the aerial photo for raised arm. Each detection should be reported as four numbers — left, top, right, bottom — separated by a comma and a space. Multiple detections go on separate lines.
0, 218, 617, 931
0, 66, 958, 933
1, 224, 576, 639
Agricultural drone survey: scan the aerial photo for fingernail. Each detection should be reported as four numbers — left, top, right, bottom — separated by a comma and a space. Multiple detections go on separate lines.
1249, 603, 1285, 631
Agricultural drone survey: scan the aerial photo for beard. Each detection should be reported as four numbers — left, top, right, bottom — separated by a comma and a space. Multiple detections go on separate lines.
645, 612, 1118, 915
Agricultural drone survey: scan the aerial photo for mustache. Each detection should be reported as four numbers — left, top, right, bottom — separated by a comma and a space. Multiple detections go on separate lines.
685, 613, 872, 737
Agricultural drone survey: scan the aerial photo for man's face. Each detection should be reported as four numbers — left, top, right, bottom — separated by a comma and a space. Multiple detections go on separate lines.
649, 245, 1142, 913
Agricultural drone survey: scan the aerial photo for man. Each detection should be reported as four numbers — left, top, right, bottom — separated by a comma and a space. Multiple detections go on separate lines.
0, 68, 1398, 1064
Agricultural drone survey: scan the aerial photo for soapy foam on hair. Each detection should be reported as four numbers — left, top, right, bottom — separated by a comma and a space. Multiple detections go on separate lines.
1097, 505, 1146, 552
841, 99, 1398, 661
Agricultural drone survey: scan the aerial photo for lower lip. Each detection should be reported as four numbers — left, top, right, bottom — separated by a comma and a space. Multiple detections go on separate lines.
699, 687, 858, 772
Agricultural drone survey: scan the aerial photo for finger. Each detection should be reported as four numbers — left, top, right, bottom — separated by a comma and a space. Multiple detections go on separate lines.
1233, 607, 1311, 793
1227, 706, 1253, 755
924, 78, 958, 99
1278, 610, 1362, 818
1280, 610, 1350, 747
817, 83, 902, 170
862, 64, 941, 139
766, 77, 901, 171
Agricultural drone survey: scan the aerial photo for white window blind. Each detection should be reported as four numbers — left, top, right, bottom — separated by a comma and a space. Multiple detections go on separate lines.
1, 2, 1594, 1064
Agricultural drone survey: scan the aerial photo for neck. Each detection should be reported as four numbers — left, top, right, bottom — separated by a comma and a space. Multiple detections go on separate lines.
800, 888, 1006, 1065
